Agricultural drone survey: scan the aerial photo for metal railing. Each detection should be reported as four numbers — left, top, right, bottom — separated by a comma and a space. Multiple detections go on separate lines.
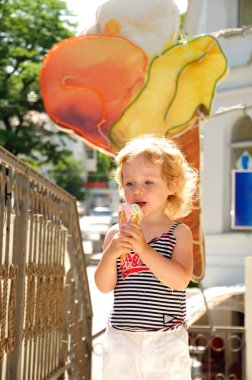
0, 146, 92, 380
189, 325, 245, 380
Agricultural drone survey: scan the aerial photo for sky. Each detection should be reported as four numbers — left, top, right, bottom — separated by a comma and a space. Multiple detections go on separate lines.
66, 0, 188, 34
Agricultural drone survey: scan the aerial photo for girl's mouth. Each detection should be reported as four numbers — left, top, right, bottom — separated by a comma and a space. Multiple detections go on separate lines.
134, 202, 146, 208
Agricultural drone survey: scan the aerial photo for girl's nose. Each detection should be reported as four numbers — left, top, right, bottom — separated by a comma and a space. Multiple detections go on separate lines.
133, 185, 143, 195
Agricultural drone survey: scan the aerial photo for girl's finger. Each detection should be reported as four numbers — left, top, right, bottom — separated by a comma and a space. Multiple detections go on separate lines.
121, 224, 140, 234
119, 230, 132, 238
120, 242, 133, 251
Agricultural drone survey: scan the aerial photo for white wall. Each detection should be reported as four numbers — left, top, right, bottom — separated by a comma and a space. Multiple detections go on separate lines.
202, 233, 252, 287
185, 0, 239, 36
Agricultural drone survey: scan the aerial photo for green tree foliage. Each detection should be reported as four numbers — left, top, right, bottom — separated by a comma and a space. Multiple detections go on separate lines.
0, 0, 76, 164
48, 156, 86, 201
0, 0, 89, 199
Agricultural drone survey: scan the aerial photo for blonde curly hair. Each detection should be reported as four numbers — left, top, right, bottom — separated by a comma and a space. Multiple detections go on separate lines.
114, 135, 198, 219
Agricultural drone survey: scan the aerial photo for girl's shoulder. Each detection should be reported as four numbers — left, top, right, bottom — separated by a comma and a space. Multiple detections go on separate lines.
172, 221, 192, 239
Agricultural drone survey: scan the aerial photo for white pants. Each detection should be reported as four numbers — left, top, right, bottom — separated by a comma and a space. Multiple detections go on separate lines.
102, 326, 191, 380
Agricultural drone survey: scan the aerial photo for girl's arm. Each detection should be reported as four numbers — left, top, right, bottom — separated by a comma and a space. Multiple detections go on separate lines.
120, 222, 193, 290
147, 223, 193, 290
94, 224, 133, 293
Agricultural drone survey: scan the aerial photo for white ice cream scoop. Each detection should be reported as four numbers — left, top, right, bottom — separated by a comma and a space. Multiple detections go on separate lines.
85, 0, 180, 56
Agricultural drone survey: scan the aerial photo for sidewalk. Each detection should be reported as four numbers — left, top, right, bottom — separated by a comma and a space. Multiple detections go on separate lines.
86, 252, 113, 380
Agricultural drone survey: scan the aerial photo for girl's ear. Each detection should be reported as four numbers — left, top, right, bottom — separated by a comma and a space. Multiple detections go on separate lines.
168, 179, 178, 195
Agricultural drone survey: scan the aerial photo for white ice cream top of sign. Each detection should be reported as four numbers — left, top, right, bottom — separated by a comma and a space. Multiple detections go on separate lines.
85, 0, 180, 56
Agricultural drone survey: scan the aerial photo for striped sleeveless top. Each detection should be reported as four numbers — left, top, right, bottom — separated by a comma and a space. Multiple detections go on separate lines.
108, 222, 187, 331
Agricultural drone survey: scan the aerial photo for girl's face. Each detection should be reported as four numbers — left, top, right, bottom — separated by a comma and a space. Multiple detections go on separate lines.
122, 156, 174, 218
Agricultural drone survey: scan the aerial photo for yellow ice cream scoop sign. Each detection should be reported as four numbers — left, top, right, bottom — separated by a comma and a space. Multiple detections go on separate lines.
109, 35, 228, 149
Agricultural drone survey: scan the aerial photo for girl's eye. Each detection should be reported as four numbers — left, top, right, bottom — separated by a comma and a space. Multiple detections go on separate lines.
145, 181, 153, 185
125, 182, 133, 187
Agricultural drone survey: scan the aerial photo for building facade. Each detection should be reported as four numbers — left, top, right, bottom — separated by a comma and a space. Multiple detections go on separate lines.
185, 0, 252, 287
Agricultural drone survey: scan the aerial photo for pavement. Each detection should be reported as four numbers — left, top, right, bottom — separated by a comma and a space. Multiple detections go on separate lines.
85, 249, 113, 380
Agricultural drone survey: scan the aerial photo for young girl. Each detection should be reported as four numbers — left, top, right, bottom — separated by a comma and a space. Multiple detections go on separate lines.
94, 135, 198, 380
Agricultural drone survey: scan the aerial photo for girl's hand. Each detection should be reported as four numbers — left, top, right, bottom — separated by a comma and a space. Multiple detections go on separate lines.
120, 222, 148, 254
94, 224, 133, 293
106, 231, 133, 259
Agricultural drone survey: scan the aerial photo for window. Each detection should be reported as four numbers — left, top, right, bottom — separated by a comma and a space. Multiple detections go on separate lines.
239, 0, 252, 27
230, 115, 252, 229
86, 147, 95, 159
230, 115, 252, 168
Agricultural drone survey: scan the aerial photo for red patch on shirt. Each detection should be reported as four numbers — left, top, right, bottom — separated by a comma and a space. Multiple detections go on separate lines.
120, 252, 150, 279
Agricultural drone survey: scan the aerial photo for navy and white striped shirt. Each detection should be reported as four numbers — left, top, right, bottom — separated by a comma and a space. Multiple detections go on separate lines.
108, 222, 187, 332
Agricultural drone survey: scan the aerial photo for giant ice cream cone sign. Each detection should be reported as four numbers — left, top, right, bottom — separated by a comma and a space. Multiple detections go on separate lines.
40, 0, 228, 281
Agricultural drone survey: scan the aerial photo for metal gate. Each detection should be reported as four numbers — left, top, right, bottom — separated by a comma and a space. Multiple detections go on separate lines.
0, 146, 92, 380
